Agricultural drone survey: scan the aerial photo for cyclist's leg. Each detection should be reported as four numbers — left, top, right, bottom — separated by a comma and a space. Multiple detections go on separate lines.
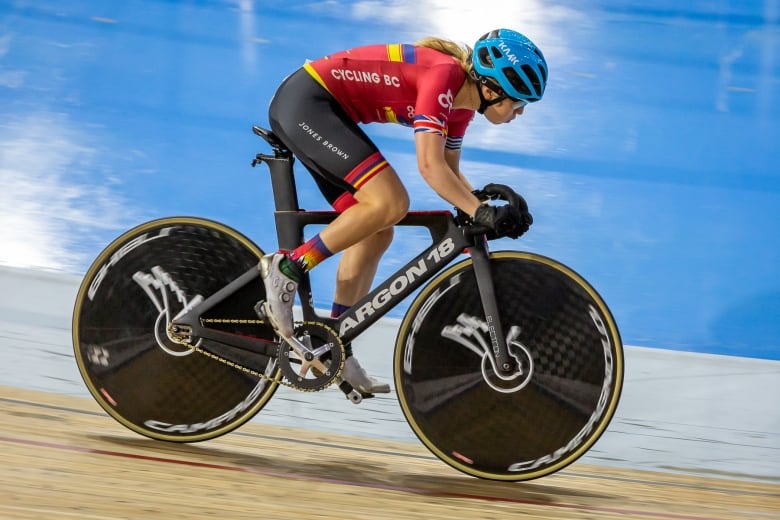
319, 167, 407, 393
263, 67, 406, 321
268, 68, 409, 249
317, 170, 408, 252
329, 227, 395, 395
333, 227, 394, 305
259, 163, 407, 337
266, 69, 402, 391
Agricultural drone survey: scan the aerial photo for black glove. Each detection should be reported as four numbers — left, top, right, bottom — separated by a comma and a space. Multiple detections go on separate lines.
473, 204, 532, 239
515, 202, 533, 235
472, 188, 497, 202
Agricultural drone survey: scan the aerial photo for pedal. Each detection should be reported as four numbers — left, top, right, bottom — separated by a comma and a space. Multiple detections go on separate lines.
339, 380, 363, 404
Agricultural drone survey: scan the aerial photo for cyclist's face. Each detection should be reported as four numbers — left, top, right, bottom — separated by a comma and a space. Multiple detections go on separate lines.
484, 96, 525, 124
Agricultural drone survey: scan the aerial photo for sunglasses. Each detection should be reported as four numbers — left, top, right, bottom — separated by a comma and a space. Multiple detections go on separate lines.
511, 98, 528, 110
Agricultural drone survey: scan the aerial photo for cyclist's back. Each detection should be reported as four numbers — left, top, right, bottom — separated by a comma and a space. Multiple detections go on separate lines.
303, 43, 474, 133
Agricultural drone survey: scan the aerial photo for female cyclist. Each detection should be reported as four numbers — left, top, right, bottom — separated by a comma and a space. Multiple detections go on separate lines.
260, 28, 547, 396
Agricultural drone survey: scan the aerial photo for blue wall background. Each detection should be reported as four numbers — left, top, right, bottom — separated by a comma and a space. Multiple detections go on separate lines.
1, 1, 778, 359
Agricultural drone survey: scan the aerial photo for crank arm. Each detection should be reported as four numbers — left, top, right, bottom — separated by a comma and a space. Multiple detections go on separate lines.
337, 378, 363, 404
281, 335, 332, 375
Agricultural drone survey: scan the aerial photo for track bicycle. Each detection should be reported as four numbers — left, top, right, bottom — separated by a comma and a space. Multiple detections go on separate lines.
72, 125, 624, 481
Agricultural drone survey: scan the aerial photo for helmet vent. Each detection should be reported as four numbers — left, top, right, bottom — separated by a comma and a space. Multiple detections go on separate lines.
503, 67, 532, 97
477, 47, 494, 68
537, 63, 547, 84
521, 65, 543, 94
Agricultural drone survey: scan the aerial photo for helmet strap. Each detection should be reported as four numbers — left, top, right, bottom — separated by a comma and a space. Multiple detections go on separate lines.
475, 78, 507, 114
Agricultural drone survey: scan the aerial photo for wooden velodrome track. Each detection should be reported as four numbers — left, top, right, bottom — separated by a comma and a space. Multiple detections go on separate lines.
1, 385, 777, 519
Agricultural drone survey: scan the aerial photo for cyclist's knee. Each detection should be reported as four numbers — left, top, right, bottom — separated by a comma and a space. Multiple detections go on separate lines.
356, 179, 409, 226
386, 195, 409, 224
382, 181, 410, 222
361, 199, 406, 229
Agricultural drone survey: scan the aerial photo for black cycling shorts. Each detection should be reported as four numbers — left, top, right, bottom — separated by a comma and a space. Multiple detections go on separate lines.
268, 68, 389, 211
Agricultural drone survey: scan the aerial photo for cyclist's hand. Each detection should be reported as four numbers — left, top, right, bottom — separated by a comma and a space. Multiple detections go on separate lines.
474, 204, 529, 239
472, 188, 498, 202
464, 184, 533, 239
514, 202, 533, 237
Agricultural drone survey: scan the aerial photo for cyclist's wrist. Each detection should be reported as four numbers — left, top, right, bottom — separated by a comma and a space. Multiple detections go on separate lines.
467, 198, 483, 218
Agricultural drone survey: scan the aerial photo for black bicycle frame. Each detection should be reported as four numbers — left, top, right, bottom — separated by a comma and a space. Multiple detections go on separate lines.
172, 126, 515, 373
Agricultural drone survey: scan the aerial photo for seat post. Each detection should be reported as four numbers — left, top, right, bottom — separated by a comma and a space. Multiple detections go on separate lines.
250, 150, 305, 253
264, 154, 299, 213
252, 126, 306, 251
253, 126, 300, 213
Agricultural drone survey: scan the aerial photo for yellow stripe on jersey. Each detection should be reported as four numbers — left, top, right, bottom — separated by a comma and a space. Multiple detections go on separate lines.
383, 107, 398, 123
303, 62, 333, 95
387, 43, 416, 64
387, 43, 403, 62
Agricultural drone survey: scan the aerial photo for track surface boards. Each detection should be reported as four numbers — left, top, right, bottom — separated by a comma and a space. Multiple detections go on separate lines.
1, 386, 777, 520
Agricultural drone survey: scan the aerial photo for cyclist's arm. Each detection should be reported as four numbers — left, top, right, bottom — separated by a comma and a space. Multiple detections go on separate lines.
444, 147, 476, 192
415, 132, 481, 216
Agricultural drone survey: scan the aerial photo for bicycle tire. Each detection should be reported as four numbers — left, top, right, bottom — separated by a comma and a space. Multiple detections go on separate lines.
72, 217, 281, 442
394, 251, 623, 481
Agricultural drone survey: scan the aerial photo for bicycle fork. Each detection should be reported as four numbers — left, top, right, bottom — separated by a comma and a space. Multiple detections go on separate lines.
468, 238, 516, 375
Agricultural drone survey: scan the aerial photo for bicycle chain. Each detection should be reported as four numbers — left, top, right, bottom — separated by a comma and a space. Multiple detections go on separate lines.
181, 318, 339, 392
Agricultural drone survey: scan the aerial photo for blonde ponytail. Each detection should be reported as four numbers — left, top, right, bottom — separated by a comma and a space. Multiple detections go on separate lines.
415, 37, 475, 81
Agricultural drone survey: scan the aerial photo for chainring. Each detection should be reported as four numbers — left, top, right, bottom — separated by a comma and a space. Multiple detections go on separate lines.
277, 322, 345, 392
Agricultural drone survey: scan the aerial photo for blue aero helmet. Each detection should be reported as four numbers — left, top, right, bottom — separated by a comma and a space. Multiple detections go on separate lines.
472, 29, 548, 104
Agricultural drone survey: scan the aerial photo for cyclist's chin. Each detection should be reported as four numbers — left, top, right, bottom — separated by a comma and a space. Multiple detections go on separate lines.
484, 113, 515, 125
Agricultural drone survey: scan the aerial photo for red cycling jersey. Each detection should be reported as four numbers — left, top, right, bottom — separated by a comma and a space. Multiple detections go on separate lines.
303, 43, 474, 150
